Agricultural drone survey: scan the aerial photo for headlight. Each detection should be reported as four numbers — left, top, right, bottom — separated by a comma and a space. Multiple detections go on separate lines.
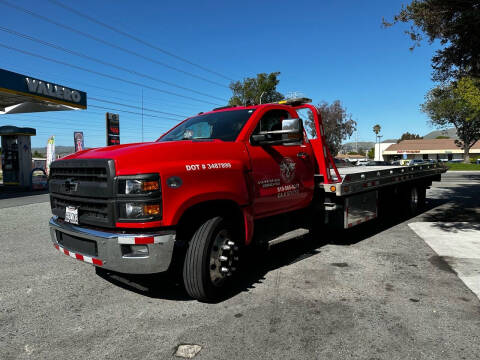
117, 175, 160, 195
116, 174, 162, 222
120, 202, 162, 219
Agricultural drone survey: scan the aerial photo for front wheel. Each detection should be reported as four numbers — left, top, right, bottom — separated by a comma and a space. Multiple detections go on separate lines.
183, 216, 240, 301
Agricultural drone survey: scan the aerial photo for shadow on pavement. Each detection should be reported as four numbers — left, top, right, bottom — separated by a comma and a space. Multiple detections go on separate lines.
420, 183, 480, 232
94, 183, 480, 302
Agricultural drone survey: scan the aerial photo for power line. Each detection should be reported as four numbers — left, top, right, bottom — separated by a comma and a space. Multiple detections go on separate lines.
89, 97, 186, 118
88, 104, 183, 121
0, 42, 223, 106
47, 0, 234, 82
0, 0, 230, 88
0, 26, 228, 102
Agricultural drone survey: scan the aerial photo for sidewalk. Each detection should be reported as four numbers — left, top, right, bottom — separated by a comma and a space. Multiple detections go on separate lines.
409, 222, 480, 299
409, 181, 480, 299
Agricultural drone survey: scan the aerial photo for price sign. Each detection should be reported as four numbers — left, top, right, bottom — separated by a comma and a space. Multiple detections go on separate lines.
106, 113, 120, 146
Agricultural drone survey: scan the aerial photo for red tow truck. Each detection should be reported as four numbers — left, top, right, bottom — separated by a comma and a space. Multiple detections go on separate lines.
49, 98, 446, 301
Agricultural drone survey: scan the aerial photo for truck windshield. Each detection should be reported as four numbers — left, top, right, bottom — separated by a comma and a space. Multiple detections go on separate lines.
159, 109, 255, 142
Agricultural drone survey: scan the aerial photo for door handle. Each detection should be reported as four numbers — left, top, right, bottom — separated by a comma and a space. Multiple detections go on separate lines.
297, 152, 309, 159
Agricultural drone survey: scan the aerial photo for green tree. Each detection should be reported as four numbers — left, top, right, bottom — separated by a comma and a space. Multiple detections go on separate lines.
435, 135, 450, 139
228, 72, 284, 106
422, 77, 480, 163
304, 100, 357, 156
32, 150, 45, 158
384, 0, 480, 81
367, 147, 375, 159
397, 132, 423, 143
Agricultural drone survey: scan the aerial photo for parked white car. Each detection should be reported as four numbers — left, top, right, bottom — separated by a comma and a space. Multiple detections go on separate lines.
356, 159, 370, 166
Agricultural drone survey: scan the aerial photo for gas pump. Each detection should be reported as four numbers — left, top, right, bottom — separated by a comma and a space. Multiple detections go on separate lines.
0, 126, 35, 187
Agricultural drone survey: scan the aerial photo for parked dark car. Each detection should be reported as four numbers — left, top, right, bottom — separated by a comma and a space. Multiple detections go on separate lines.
365, 160, 391, 166
334, 158, 355, 168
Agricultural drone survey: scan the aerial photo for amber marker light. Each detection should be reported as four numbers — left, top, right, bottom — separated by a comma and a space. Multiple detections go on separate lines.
143, 204, 161, 215
330, 186, 336, 192
141, 180, 159, 192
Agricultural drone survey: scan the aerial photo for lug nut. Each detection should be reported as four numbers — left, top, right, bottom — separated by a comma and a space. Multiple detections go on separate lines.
233, 256, 239, 261
222, 245, 231, 251
231, 267, 237, 272
220, 267, 229, 273
219, 255, 228, 261
227, 240, 235, 246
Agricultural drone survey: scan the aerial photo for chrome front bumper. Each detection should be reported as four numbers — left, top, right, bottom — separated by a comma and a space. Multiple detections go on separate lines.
49, 216, 176, 274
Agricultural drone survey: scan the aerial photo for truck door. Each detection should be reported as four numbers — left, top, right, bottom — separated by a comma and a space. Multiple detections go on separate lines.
294, 104, 340, 184
246, 108, 315, 218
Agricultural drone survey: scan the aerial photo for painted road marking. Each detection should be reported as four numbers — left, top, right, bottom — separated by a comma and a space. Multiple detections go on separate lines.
409, 222, 480, 299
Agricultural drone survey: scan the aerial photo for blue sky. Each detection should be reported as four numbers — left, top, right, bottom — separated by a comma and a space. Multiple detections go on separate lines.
0, 0, 440, 148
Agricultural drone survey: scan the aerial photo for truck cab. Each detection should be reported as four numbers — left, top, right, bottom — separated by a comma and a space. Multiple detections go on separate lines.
49, 98, 326, 301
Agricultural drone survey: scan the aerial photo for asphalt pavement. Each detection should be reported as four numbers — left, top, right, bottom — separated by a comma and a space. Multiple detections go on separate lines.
0, 172, 479, 359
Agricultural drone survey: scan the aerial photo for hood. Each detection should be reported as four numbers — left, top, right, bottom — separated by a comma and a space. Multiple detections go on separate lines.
61, 140, 249, 175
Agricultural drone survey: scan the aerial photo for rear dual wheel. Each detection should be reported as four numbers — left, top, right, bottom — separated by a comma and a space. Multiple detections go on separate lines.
404, 185, 426, 215
183, 216, 240, 302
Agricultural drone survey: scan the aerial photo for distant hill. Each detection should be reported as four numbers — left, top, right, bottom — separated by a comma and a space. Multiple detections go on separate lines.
423, 128, 457, 139
341, 139, 397, 153
32, 146, 75, 157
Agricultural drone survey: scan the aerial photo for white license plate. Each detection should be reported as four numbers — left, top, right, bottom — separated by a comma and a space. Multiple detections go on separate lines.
65, 206, 79, 225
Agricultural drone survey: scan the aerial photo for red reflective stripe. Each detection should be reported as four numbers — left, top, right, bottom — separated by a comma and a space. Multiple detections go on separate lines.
92, 258, 103, 266
135, 236, 154, 244
54, 244, 59, 250
63, 249, 69, 256
75, 254, 84, 261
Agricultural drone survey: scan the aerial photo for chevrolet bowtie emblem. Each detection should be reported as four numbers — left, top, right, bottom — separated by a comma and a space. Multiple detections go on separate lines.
64, 179, 78, 192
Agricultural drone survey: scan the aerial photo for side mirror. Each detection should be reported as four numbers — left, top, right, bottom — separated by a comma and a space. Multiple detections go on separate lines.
251, 118, 303, 145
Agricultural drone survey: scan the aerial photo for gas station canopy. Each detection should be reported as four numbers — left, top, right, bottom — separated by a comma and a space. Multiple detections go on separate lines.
0, 68, 87, 114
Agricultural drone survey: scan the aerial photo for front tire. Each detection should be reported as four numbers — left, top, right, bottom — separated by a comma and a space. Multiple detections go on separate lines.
183, 216, 240, 301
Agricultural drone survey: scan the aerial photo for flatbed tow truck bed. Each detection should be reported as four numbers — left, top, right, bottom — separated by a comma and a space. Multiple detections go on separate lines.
318, 163, 446, 197
315, 163, 446, 229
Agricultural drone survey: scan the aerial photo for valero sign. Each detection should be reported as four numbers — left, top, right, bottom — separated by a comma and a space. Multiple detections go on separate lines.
0, 68, 87, 109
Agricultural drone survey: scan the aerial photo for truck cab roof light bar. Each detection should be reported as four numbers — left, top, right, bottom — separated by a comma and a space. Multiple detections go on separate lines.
276, 97, 312, 106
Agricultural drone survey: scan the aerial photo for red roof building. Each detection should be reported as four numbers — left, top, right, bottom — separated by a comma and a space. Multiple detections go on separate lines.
383, 139, 480, 161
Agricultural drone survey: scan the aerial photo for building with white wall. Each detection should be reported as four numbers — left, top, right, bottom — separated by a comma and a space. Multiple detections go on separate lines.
383, 139, 480, 162
374, 142, 396, 161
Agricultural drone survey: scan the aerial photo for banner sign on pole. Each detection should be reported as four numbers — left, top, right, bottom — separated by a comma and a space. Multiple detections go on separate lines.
74, 131, 84, 152
46, 135, 55, 176
106, 113, 120, 146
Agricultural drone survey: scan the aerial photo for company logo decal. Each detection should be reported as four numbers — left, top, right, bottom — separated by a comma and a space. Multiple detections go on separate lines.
279, 157, 296, 183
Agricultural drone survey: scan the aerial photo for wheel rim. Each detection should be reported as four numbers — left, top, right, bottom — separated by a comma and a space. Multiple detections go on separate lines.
209, 229, 239, 287
410, 187, 418, 210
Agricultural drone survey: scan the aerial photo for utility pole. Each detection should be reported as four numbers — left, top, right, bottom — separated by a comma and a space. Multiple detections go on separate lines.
373, 124, 381, 161
355, 130, 358, 154
141, 88, 144, 142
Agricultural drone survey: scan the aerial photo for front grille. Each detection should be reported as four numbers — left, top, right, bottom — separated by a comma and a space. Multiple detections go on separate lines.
49, 159, 115, 199
49, 159, 116, 227
51, 194, 115, 227
50, 167, 108, 183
